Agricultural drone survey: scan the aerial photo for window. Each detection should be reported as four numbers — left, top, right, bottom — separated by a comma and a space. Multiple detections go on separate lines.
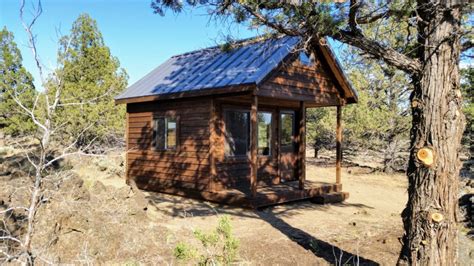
224, 110, 250, 156
258, 112, 272, 156
280, 112, 295, 148
299, 52, 315, 67
153, 116, 177, 150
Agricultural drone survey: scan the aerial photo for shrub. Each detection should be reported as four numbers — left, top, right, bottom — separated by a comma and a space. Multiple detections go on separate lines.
174, 215, 240, 265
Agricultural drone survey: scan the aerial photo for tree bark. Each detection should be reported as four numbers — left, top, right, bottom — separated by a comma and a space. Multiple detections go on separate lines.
398, 1, 465, 264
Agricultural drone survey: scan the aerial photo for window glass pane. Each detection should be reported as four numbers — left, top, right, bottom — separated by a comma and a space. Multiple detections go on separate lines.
153, 118, 165, 150
224, 110, 249, 156
258, 112, 272, 156
280, 113, 294, 147
166, 118, 176, 149
299, 52, 314, 66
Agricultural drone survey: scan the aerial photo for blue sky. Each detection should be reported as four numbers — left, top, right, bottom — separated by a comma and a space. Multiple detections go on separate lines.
1, 0, 256, 89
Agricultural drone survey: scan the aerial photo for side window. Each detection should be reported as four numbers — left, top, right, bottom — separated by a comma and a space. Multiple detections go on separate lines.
224, 110, 249, 157
153, 116, 177, 150
258, 112, 272, 156
280, 112, 295, 149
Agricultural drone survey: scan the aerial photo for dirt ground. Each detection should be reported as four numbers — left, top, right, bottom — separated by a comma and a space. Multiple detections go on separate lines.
1, 146, 472, 264
69, 152, 408, 265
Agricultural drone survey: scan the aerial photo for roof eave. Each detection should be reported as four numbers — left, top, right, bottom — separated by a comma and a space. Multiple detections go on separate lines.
114, 83, 256, 105
318, 39, 359, 104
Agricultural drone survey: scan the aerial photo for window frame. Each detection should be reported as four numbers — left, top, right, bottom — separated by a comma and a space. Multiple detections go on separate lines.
152, 115, 179, 152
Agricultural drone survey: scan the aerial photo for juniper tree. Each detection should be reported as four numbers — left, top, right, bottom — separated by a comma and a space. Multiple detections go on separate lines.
151, 0, 472, 264
53, 14, 128, 147
0, 27, 36, 136
1, 6, 129, 262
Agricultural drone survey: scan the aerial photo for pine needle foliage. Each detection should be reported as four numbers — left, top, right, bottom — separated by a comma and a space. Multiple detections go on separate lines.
0, 27, 36, 136
52, 14, 128, 147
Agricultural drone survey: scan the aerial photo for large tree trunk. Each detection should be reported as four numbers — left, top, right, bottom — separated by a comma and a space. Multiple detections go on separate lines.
399, 1, 465, 264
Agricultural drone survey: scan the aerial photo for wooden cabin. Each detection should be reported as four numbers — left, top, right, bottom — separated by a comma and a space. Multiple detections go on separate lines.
115, 37, 357, 208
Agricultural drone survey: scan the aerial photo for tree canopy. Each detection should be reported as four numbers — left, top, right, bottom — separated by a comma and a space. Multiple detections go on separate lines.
52, 14, 128, 146
0, 27, 36, 136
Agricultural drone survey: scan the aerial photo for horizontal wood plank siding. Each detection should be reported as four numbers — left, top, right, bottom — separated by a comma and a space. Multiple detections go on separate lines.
258, 54, 343, 106
126, 99, 212, 191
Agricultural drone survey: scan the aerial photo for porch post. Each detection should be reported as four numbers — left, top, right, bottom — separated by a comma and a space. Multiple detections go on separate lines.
298, 101, 306, 189
336, 105, 342, 184
250, 94, 258, 197
209, 98, 218, 191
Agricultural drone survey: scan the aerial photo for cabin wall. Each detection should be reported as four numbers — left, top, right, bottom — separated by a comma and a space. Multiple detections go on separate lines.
126, 98, 211, 192
259, 53, 343, 106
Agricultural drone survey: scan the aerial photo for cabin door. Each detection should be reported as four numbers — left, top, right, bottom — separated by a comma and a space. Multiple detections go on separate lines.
279, 111, 297, 182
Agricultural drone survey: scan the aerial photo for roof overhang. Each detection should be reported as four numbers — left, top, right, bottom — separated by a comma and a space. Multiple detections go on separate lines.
115, 84, 255, 104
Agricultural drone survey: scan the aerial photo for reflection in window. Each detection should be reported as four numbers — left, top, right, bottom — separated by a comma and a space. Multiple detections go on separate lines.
299, 51, 314, 66
280, 113, 294, 148
258, 112, 272, 156
224, 110, 249, 156
166, 118, 177, 149
153, 117, 177, 150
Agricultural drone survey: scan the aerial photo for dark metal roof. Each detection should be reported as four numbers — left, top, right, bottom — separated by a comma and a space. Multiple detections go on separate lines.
115, 36, 300, 100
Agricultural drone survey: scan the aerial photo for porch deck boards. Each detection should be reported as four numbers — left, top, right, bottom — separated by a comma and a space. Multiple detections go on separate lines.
210, 180, 343, 208
140, 178, 345, 209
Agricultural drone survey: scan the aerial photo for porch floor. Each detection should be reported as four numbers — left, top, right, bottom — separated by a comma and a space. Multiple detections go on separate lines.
209, 180, 344, 208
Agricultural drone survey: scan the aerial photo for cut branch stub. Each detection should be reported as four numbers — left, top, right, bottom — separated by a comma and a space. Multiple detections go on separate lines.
431, 212, 444, 223
417, 147, 435, 167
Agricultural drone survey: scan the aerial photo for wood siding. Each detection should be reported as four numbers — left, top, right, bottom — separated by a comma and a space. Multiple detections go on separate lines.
126, 99, 212, 192
259, 53, 343, 106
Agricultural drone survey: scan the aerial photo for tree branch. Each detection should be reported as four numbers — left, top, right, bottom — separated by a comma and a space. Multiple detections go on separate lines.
241, 5, 300, 36
238, 4, 421, 75
331, 30, 421, 74
461, 40, 473, 52
349, 0, 362, 33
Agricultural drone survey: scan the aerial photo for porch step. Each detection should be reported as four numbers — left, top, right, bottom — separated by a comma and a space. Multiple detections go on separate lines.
310, 192, 349, 204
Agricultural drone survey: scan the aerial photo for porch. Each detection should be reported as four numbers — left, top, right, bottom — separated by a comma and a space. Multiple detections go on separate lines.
208, 179, 347, 208
207, 94, 346, 208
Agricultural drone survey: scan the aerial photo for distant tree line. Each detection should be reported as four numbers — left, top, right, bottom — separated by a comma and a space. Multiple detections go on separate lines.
307, 46, 411, 173
0, 14, 127, 147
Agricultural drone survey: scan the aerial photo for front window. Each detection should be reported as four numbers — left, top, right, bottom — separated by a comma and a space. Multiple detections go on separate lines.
224, 110, 249, 156
153, 116, 177, 150
280, 112, 295, 148
258, 112, 272, 156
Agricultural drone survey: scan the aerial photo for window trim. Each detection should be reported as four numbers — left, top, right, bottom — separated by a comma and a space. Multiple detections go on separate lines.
152, 115, 179, 152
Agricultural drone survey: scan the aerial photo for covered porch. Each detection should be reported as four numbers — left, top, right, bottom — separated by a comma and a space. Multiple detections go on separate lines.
208, 93, 347, 208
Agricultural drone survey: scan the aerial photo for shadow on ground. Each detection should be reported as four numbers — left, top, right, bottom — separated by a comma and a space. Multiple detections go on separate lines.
146, 192, 378, 265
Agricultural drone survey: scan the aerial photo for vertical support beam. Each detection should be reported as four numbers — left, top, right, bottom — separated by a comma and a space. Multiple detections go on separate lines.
125, 110, 130, 183
336, 105, 343, 184
298, 101, 306, 190
276, 107, 281, 184
209, 98, 218, 192
250, 94, 258, 197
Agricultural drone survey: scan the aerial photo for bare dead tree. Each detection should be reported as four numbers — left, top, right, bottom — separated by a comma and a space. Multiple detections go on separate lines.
0, 0, 123, 263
